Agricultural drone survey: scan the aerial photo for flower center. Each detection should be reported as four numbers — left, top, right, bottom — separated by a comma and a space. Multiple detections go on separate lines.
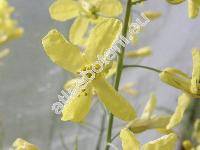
79, 0, 98, 18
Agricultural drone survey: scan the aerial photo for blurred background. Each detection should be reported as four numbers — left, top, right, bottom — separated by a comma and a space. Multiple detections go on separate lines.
0, 0, 200, 149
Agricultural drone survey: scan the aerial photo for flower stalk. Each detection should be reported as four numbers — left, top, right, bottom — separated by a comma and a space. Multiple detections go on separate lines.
105, 0, 132, 149
123, 64, 162, 73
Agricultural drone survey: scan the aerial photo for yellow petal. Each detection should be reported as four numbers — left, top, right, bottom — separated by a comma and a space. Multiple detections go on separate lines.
188, 0, 200, 19
159, 67, 191, 96
92, 76, 136, 121
85, 18, 122, 62
12, 138, 38, 150
97, 0, 123, 17
120, 128, 140, 150
141, 93, 157, 119
0, 48, 10, 59
156, 128, 174, 135
42, 29, 87, 73
142, 11, 162, 20
167, 93, 191, 129
191, 49, 200, 95
69, 17, 89, 46
125, 47, 152, 58
142, 133, 177, 150
49, 0, 81, 21
64, 78, 78, 90
61, 86, 92, 122
129, 116, 170, 133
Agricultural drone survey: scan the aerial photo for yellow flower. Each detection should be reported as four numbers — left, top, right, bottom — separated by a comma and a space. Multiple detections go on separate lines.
120, 129, 177, 150
188, 0, 200, 18
118, 94, 176, 150
0, 0, 23, 45
126, 94, 171, 133
42, 18, 136, 122
12, 138, 38, 150
49, 0, 122, 46
160, 49, 200, 98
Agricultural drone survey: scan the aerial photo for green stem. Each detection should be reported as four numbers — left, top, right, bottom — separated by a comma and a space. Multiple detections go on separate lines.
111, 132, 120, 142
105, 0, 132, 149
123, 64, 162, 73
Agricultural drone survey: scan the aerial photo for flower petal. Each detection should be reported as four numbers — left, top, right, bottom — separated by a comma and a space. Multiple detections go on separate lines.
64, 78, 78, 90
141, 93, 157, 119
188, 0, 200, 19
166, 0, 185, 4
167, 93, 191, 129
142, 133, 177, 150
142, 11, 162, 20
93, 76, 136, 121
129, 116, 170, 133
61, 87, 92, 122
191, 49, 200, 95
85, 18, 122, 62
97, 0, 123, 17
42, 29, 86, 73
12, 138, 38, 150
159, 67, 191, 96
69, 17, 89, 46
49, 0, 81, 21
120, 128, 140, 150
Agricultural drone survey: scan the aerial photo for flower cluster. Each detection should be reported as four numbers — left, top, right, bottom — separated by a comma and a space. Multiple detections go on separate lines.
50, 13, 150, 115
0, 0, 23, 45
0, 0, 23, 61
12, 0, 200, 149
